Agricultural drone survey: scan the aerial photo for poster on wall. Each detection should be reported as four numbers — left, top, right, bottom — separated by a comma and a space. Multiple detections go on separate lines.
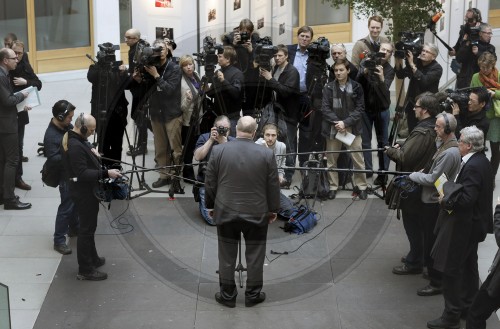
234, 0, 241, 11
155, 0, 173, 8
156, 27, 174, 40
226, 0, 250, 28
208, 8, 217, 22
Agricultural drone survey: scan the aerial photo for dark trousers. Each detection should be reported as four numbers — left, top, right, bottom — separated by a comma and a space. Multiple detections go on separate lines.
490, 141, 500, 177
361, 110, 389, 172
54, 180, 79, 245
442, 242, 480, 321
181, 125, 196, 180
401, 203, 424, 269
0, 132, 19, 201
73, 194, 100, 274
16, 122, 25, 181
421, 203, 442, 287
284, 121, 298, 182
217, 220, 268, 301
466, 274, 500, 329
297, 95, 313, 166
101, 112, 126, 166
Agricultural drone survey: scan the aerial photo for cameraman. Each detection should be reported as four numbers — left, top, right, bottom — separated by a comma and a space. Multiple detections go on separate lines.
259, 44, 300, 187
449, 7, 482, 58
194, 116, 235, 225
455, 23, 496, 89
206, 46, 244, 136
357, 42, 395, 185
395, 43, 443, 133
132, 39, 182, 188
450, 88, 490, 138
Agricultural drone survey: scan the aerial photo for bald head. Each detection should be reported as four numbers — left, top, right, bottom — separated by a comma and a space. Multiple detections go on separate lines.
74, 113, 96, 138
236, 116, 257, 138
125, 29, 141, 47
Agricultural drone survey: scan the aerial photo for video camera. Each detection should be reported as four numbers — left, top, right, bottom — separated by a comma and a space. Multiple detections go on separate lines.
307, 37, 331, 65
438, 89, 471, 113
363, 51, 384, 71
394, 31, 424, 59
133, 40, 163, 74
95, 42, 122, 70
464, 25, 481, 45
193, 36, 224, 79
254, 36, 277, 71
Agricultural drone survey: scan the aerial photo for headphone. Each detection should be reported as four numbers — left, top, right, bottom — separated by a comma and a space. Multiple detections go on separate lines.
55, 101, 73, 121
79, 112, 88, 135
443, 112, 451, 135
470, 8, 482, 23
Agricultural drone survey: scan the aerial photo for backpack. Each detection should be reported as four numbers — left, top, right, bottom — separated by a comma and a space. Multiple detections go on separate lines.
282, 205, 318, 234
41, 161, 61, 188
300, 159, 329, 200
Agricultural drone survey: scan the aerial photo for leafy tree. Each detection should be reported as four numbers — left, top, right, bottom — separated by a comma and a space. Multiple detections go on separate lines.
322, 0, 443, 42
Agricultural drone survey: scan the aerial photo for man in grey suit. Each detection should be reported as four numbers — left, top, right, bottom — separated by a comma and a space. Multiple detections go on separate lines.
205, 116, 281, 308
0, 47, 30, 209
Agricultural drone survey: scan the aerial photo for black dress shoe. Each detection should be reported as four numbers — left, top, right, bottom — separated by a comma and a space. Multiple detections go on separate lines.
152, 178, 170, 188
245, 292, 266, 307
4, 198, 31, 210
373, 175, 388, 186
215, 292, 236, 308
15, 179, 31, 190
358, 190, 368, 200
426, 316, 459, 329
417, 284, 442, 296
327, 190, 337, 200
76, 270, 108, 281
22, 156, 28, 162
54, 244, 72, 255
392, 264, 423, 275
126, 147, 147, 156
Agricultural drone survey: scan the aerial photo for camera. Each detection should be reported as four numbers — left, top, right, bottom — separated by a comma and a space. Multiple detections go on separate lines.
238, 31, 250, 44
394, 31, 424, 59
96, 42, 122, 69
438, 89, 470, 113
193, 36, 224, 79
254, 36, 277, 71
217, 126, 229, 136
464, 25, 481, 45
307, 37, 331, 65
363, 51, 384, 70
133, 40, 163, 73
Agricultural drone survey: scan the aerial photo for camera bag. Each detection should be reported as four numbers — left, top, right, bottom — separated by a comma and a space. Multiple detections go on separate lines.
282, 204, 318, 235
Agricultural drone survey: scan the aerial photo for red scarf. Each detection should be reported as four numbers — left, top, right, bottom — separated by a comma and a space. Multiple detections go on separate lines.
479, 67, 500, 89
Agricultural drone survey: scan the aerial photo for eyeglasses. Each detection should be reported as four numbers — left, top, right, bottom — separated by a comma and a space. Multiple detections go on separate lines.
421, 49, 436, 56
481, 32, 493, 35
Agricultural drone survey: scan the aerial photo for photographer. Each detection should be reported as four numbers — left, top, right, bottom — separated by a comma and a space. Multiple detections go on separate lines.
351, 15, 389, 69
450, 88, 490, 138
133, 39, 182, 188
395, 43, 443, 133
87, 43, 129, 166
206, 46, 244, 136
194, 116, 235, 225
455, 23, 496, 89
259, 44, 300, 187
449, 8, 482, 57
357, 42, 395, 185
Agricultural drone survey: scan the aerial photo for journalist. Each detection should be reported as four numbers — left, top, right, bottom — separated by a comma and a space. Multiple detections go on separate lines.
329, 43, 358, 82
357, 42, 394, 185
351, 15, 389, 69
451, 87, 490, 137
62, 113, 121, 281
43, 100, 79, 255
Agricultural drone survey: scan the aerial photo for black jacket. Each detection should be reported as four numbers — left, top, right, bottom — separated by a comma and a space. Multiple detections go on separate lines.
10, 58, 42, 126
207, 64, 244, 118
455, 109, 489, 138
268, 63, 300, 124
43, 120, 72, 179
357, 61, 394, 113
456, 40, 496, 89
148, 59, 182, 123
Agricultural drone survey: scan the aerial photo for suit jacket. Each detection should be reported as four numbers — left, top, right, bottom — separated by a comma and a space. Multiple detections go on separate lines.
204, 138, 281, 226
11, 58, 42, 126
0, 66, 24, 133
432, 151, 494, 273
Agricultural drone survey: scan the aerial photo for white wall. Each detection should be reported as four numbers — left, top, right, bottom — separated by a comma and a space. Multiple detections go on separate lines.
92, 0, 121, 59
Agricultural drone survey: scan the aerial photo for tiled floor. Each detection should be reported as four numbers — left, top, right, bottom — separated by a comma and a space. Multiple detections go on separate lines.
0, 71, 499, 329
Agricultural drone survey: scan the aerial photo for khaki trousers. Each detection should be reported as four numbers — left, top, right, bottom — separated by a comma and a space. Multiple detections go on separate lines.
151, 115, 183, 179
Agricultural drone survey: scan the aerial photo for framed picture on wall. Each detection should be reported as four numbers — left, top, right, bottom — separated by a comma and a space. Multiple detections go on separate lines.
155, 0, 172, 8
234, 0, 241, 11
208, 8, 216, 22
156, 27, 174, 40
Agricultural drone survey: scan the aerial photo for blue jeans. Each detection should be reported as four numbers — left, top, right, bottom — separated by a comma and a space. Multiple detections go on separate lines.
54, 180, 79, 245
361, 110, 390, 171
199, 187, 215, 225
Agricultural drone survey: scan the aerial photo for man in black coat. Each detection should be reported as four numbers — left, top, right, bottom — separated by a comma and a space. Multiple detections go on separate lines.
259, 44, 300, 187
0, 47, 30, 210
205, 116, 280, 308
62, 113, 121, 280
428, 125, 493, 329
10, 40, 42, 191
452, 87, 490, 138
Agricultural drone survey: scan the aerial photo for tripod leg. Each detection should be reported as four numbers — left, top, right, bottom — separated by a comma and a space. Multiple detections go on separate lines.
234, 237, 247, 288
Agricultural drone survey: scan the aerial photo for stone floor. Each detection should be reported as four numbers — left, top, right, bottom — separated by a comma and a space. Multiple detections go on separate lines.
0, 71, 499, 329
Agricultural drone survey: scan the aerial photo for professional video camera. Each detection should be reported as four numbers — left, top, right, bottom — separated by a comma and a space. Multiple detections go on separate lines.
464, 25, 481, 45
394, 31, 424, 59
363, 51, 384, 70
254, 36, 277, 71
307, 36, 330, 66
95, 42, 122, 70
193, 36, 224, 79
438, 89, 470, 113
134, 40, 163, 73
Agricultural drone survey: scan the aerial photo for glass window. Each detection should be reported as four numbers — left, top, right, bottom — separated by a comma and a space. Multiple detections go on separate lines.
306, 1, 349, 26
0, 0, 28, 51
119, 0, 132, 38
0, 283, 11, 329
35, 0, 90, 51
491, 0, 500, 10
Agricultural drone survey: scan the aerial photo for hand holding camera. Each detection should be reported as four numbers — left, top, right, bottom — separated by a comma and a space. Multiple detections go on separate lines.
210, 126, 229, 143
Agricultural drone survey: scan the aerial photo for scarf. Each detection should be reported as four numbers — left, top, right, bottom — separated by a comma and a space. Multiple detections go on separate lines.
479, 67, 500, 89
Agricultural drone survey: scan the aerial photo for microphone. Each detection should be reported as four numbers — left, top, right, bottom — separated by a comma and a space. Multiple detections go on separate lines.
427, 12, 443, 29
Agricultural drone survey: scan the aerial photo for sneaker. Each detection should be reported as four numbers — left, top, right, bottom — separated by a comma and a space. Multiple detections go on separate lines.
54, 244, 72, 255
76, 270, 108, 281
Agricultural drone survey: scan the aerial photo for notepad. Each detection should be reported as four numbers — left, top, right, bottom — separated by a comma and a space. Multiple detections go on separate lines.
16, 86, 41, 112
335, 131, 355, 146
434, 172, 448, 198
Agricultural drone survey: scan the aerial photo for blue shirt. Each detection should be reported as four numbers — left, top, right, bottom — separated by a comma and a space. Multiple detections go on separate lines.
293, 46, 309, 93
